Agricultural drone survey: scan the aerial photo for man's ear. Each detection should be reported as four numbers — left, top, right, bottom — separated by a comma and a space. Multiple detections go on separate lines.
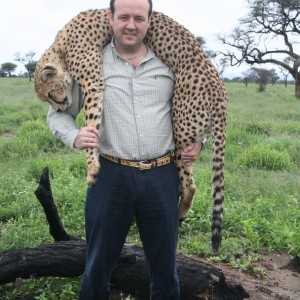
108, 10, 113, 26
147, 15, 151, 29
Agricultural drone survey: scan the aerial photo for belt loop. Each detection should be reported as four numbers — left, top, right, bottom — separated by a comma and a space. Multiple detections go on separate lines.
151, 161, 157, 168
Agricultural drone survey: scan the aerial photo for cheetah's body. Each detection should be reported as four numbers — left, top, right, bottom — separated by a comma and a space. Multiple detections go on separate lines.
35, 9, 227, 253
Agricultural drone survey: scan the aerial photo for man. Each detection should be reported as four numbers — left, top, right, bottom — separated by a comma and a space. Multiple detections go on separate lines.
47, 0, 203, 298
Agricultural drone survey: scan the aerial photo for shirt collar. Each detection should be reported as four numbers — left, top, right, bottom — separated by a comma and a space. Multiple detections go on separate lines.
110, 37, 155, 63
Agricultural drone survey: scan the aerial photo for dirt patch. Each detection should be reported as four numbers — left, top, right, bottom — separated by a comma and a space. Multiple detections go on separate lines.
1, 131, 14, 138
201, 252, 300, 300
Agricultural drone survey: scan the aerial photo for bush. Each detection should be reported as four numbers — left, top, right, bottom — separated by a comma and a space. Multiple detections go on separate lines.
276, 120, 300, 135
18, 120, 65, 152
238, 145, 294, 171
0, 120, 67, 160
271, 137, 300, 167
0, 138, 39, 160
245, 121, 271, 135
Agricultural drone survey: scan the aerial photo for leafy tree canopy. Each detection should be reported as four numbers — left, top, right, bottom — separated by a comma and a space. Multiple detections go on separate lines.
1, 62, 17, 77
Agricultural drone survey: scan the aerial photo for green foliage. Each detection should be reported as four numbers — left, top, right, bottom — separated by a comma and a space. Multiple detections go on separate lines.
18, 120, 65, 152
238, 144, 294, 171
276, 120, 300, 135
75, 111, 85, 128
245, 121, 271, 135
0, 120, 65, 160
271, 137, 300, 167
0, 78, 48, 135
0, 277, 80, 300
1, 62, 17, 76
0, 79, 300, 298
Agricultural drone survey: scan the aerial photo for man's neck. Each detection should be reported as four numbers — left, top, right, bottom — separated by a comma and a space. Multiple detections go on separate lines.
114, 40, 148, 68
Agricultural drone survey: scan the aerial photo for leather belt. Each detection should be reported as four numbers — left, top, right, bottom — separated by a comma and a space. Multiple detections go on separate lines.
100, 152, 175, 170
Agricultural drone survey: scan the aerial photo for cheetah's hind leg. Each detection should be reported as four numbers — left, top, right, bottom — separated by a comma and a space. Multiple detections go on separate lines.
86, 147, 100, 186
177, 156, 196, 221
82, 83, 103, 186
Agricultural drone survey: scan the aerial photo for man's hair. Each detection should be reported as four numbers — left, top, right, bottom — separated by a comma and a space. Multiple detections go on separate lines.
109, 0, 153, 17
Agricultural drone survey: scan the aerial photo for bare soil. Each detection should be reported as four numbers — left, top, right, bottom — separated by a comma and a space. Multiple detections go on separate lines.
1, 131, 13, 138
201, 252, 300, 300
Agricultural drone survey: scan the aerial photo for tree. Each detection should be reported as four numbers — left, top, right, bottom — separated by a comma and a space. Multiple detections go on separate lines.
269, 68, 280, 85
0, 69, 7, 77
1, 62, 17, 77
25, 61, 37, 77
251, 67, 272, 92
219, 0, 300, 98
242, 70, 256, 87
15, 51, 37, 81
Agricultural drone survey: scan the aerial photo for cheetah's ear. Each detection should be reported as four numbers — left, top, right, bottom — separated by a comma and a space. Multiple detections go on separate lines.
41, 65, 57, 83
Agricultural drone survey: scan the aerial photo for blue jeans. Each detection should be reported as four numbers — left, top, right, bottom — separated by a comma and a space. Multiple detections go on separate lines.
78, 156, 180, 300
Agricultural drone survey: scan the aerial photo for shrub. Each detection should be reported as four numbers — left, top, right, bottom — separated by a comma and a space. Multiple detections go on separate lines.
245, 121, 271, 135
0, 138, 39, 160
271, 137, 300, 167
18, 120, 65, 152
276, 120, 300, 135
238, 145, 294, 171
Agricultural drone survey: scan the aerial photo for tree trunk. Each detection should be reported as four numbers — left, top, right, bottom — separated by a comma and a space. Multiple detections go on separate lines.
293, 57, 300, 98
0, 168, 250, 299
295, 71, 300, 98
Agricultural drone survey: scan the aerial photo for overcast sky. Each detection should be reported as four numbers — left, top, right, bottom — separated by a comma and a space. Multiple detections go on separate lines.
0, 0, 250, 77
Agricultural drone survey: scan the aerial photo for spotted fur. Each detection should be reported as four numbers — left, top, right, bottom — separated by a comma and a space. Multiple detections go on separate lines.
34, 9, 227, 253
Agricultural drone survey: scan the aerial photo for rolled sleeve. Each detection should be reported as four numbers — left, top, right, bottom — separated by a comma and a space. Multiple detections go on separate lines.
47, 107, 80, 148
46, 84, 83, 148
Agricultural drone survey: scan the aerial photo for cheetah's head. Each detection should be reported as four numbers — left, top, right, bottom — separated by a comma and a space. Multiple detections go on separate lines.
34, 55, 73, 111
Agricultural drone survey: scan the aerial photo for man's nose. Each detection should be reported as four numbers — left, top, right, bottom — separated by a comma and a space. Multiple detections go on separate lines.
126, 18, 135, 29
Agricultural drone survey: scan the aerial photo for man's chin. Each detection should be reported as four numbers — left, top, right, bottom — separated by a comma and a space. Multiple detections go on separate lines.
123, 38, 136, 45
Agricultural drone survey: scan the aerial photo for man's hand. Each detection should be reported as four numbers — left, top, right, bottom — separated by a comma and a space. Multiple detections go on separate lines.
74, 126, 100, 150
181, 142, 202, 166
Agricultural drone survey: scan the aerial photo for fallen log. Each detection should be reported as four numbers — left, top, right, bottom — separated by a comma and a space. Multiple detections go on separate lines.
0, 241, 249, 300
0, 168, 250, 299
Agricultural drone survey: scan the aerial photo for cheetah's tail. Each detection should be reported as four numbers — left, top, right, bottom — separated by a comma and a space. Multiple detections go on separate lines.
211, 103, 227, 254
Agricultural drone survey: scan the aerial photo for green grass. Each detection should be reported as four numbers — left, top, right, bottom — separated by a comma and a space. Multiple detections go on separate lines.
0, 78, 299, 298
0, 78, 47, 136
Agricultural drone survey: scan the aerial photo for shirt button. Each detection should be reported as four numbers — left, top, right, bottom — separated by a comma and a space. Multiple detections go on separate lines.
140, 134, 144, 138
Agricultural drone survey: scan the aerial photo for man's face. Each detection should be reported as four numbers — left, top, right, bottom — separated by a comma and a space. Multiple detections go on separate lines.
108, 0, 151, 51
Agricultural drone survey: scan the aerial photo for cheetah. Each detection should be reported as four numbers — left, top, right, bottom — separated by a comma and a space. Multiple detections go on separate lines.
34, 9, 227, 253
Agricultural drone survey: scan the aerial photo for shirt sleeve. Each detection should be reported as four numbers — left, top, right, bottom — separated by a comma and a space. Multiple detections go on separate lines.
46, 83, 83, 148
